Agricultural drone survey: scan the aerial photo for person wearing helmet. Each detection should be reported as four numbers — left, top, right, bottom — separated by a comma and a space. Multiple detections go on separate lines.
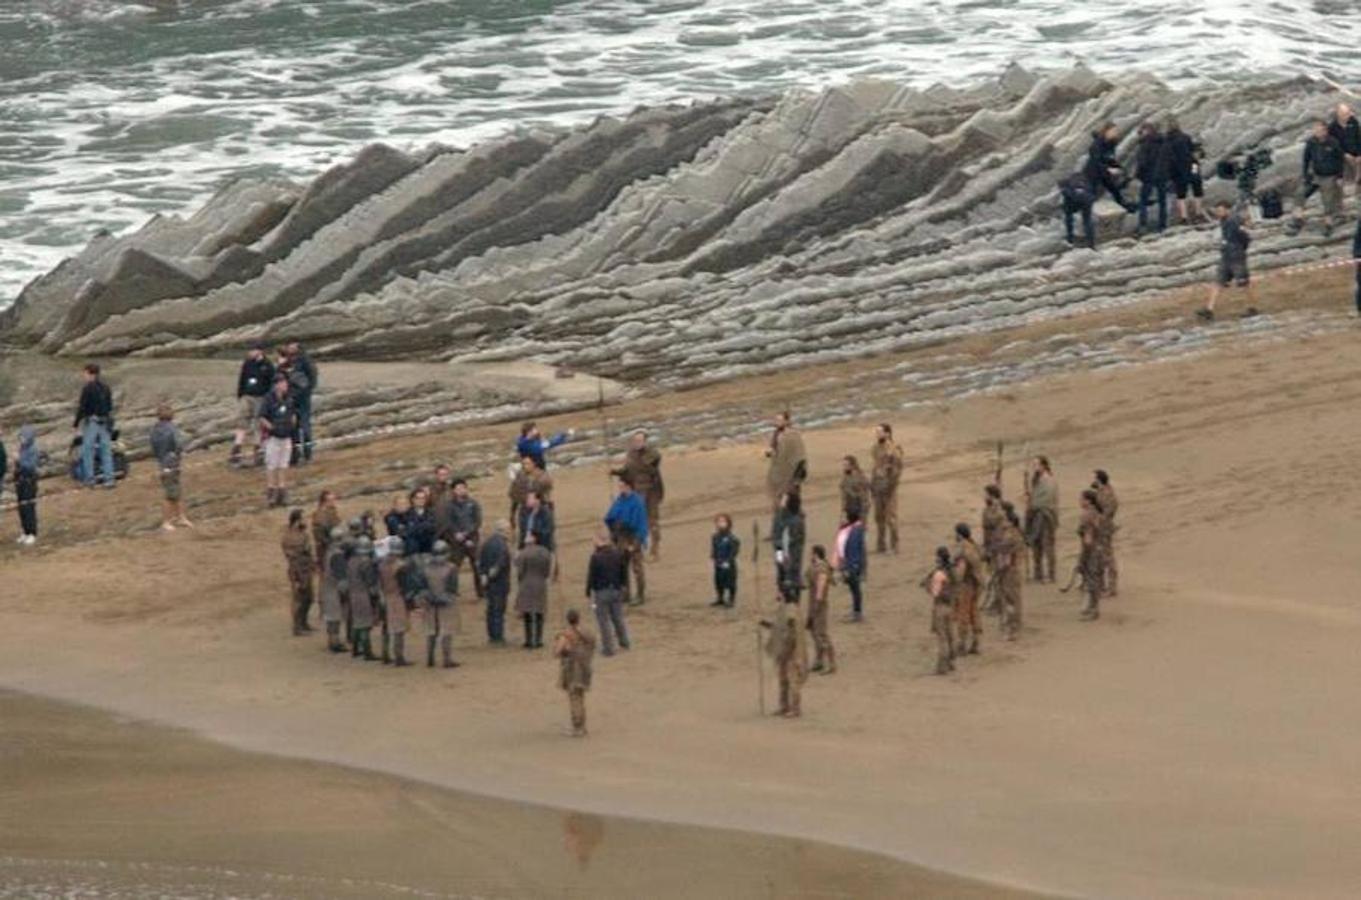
320, 525, 350, 653
376, 537, 411, 666
347, 536, 379, 661
423, 540, 461, 669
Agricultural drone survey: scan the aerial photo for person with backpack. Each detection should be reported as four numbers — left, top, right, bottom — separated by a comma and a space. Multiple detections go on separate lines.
73, 363, 115, 488
14, 426, 40, 546
1199, 201, 1255, 321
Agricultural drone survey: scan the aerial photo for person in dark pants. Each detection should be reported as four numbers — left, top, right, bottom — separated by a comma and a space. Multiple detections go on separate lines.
1290, 120, 1346, 236
1200, 201, 1254, 321
479, 520, 513, 644
1059, 173, 1096, 249
1353, 218, 1361, 315
710, 513, 741, 607
14, 426, 40, 546
1164, 119, 1206, 224
1134, 122, 1170, 234
283, 340, 317, 464
585, 529, 630, 656
231, 343, 273, 468
771, 490, 806, 601
74, 363, 115, 488
1085, 122, 1137, 214
0, 432, 6, 520
837, 511, 867, 622
403, 486, 437, 556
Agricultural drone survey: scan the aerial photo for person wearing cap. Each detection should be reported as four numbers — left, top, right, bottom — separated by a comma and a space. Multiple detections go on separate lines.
257, 373, 298, 507
347, 535, 380, 660
479, 520, 513, 645
422, 540, 461, 669
376, 536, 412, 666
231, 343, 274, 468
320, 525, 350, 653
282, 508, 315, 636
149, 402, 192, 532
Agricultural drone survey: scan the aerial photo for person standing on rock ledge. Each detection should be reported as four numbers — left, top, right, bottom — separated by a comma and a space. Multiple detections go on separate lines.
230, 343, 273, 469
765, 411, 807, 513
870, 424, 904, 554
1084, 122, 1137, 215
258, 374, 298, 507
74, 363, 116, 489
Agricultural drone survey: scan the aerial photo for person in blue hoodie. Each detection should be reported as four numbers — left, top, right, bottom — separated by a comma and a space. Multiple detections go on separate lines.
838, 511, 867, 622
516, 421, 573, 470
14, 426, 40, 546
604, 473, 650, 606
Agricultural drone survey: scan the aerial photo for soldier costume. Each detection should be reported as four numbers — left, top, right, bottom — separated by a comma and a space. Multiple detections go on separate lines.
319, 526, 349, 653
870, 427, 905, 553
346, 536, 380, 660
952, 524, 984, 656
377, 538, 413, 667
806, 554, 836, 674
422, 541, 461, 669
1025, 459, 1058, 583
763, 596, 808, 717
281, 514, 315, 636
554, 610, 596, 737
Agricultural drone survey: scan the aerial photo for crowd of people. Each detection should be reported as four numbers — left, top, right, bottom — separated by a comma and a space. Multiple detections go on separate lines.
1059, 103, 1361, 320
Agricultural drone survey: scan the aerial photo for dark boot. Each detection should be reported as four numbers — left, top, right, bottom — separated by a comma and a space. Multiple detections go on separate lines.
362, 631, 379, 661
533, 613, 545, 649
228, 443, 242, 468
393, 634, 412, 667
382, 631, 392, 665
427, 635, 438, 667
440, 635, 458, 669
522, 615, 534, 649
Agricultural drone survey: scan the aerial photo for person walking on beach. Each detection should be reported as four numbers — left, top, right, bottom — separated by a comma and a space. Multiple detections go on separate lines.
870, 423, 904, 554
479, 520, 513, 645
604, 474, 649, 605
1093, 470, 1119, 597
710, 513, 741, 608
806, 545, 836, 674
230, 343, 273, 468
516, 531, 552, 649
553, 608, 596, 737
13, 426, 41, 546
258, 374, 297, 507
1199, 201, 1253, 321
839, 455, 870, 522
282, 509, 315, 636
981, 483, 1005, 566
149, 403, 192, 532
585, 529, 630, 656
616, 430, 664, 560
996, 503, 1025, 640
1024, 455, 1058, 583
952, 523, 984, 656
422, 540, 460, 669
74, 363, 116, 489
760, 590, 807, 718
926, 546, 956, 675
765, 411, 807, 513
1078, 490, 1106, 620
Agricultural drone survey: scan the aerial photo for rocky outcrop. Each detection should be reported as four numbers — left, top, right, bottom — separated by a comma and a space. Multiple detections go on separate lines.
3, 67, 1354, 388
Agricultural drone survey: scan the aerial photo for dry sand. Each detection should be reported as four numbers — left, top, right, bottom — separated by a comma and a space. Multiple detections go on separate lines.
1, 271, 1360, 898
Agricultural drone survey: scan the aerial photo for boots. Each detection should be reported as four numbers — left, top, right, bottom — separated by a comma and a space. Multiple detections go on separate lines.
361, 630, 378, 661
276, 488, 288, 508
326, 622, 345, 653
777, 682, 790, 717
532, 613, 544, 649
266, 487, 278, 507
427, 635, 438, 667
382, 630, 392, 665
393, 633, 411, 667
522, 615, 534, 649
440, 635, 458, 669
1081, 596, 1100, 620
228, 443, 242, 469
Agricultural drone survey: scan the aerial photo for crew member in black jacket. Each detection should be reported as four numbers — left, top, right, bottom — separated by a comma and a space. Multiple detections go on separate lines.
258, 374, 298, 507
231, 343, 274, 468
283, 340, 318, 464
1328, 102, 1361, 189
1084, 123, 1137, 214
1164, 119, 1206, 224
1292, 120, 1346, 236
1134, 122, 1171, 234
74, 363, 116, 488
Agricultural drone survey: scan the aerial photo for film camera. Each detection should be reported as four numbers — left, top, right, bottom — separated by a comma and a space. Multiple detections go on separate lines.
1215, 147, 1274, 199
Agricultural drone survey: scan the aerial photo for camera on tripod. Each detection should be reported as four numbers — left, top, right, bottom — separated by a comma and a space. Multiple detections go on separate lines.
1215, 147, 1274, 198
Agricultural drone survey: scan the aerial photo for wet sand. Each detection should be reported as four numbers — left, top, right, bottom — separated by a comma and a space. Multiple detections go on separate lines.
2, 265, 1360, 898
0, 690, 1026, 899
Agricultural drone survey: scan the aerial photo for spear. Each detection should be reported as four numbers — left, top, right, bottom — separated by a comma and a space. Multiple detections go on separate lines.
752, 520, 765, 716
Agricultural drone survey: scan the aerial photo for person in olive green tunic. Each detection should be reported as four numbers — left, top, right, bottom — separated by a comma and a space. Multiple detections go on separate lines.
553, 608, 596, 737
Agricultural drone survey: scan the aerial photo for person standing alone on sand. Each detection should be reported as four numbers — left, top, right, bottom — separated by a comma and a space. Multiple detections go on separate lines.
765, 411, 807, 513
616, 430, 664, 560
281, 509, 315, 636
1024, 456, 1058, 583
710, 513, 740, 608
806, 545, 836, 674
869, 423, 904, 554
554, 608, 595, 738
149, 403, 192, 532
760, 590, 807, 718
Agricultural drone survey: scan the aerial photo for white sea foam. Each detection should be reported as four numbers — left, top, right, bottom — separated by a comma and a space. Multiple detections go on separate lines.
0, 0, 1358, 307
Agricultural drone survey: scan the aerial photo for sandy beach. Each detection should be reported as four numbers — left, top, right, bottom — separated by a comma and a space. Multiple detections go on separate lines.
2, 268, 1360, 898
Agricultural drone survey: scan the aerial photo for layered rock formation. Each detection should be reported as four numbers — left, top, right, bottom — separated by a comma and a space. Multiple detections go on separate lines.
2, 66, 1355, 388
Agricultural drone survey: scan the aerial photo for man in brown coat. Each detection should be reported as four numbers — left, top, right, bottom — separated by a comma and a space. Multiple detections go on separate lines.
311, 490, 341, 574
762, 592, 808, 717
1024, 456, 1058, 583
764, 411, 807, 513
281, 509, 314, 636
553, 608, 596, 737
839, 456, 871, 522
952, 523, 984, 656
870, 424, 904, 554
616, 430, 664, 561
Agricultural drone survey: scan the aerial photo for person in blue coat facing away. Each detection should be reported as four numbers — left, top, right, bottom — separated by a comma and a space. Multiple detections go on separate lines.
837, 510, 868, 622
604, 473, 650, 606
516, 421, 573, 470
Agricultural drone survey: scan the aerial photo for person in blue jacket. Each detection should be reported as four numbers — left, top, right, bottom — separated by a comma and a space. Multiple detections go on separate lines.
839, 510, 867, 622
516, 421, 573, 470
604, 473, 650, 605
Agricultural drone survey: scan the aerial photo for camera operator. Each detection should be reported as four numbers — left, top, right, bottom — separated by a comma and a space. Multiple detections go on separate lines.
1085, 123, 1138, 215
1198, 201, 1255, 322
1134, 122, 1171, 234
1165, 119, 1206, 224
1289, 120, 1346, 237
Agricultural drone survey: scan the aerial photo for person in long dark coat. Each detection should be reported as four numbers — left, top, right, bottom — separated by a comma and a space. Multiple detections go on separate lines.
515, 531, 552, 650
480, 520, 513, 645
